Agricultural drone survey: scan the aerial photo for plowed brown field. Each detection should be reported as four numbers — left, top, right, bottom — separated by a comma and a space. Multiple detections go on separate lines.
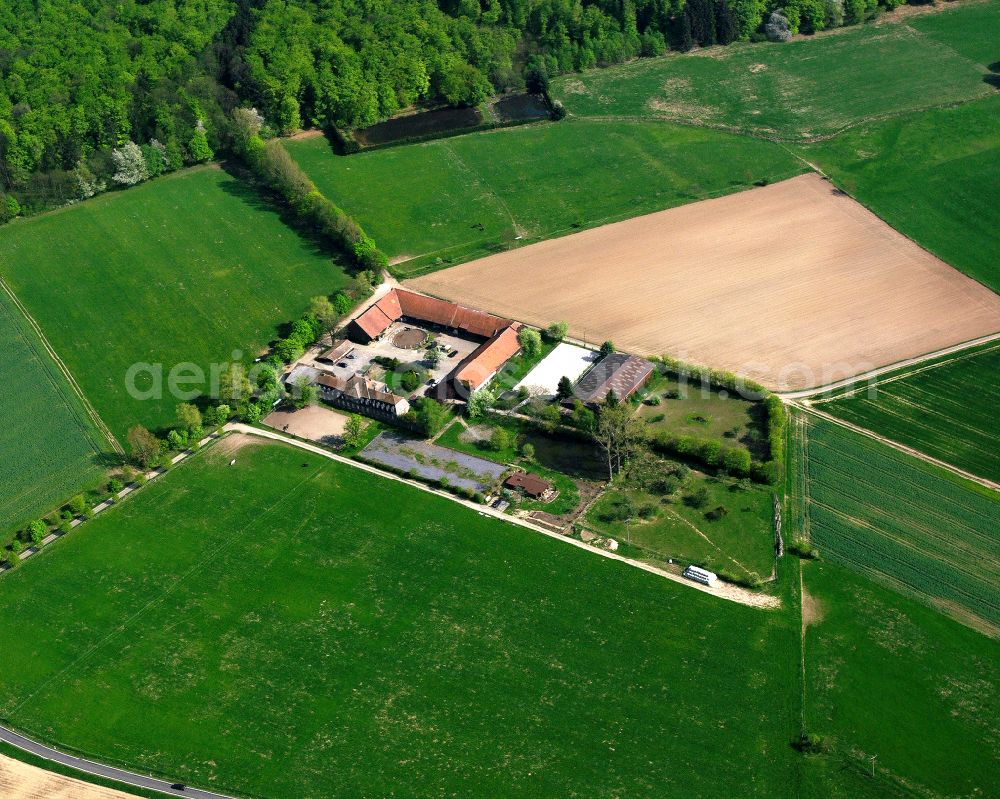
0, 755, 140, 799
407, 174, 1000, 391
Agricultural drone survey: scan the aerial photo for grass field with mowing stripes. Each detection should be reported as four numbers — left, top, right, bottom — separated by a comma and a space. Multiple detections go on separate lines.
285, 119, 804, 275
801, 415, 1000, 631
0, 166, 351, 442
0, 285, 107, 536
816, 341, 1000, 483
551, 6, 993, 140
0, 438, 801, 799
799, 560, 999, 799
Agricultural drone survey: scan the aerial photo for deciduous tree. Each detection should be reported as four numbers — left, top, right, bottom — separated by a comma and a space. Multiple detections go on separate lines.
127, 425, 161, 468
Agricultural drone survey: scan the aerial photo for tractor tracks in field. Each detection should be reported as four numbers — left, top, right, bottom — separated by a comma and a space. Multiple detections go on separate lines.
0, 276, 122, 455
790, 402, 1000, 494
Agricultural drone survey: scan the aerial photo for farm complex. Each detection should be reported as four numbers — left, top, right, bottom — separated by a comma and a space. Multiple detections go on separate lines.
0, 2, 998, 798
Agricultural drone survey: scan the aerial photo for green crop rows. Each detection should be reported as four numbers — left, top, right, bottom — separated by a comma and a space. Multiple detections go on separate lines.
0, 288, 106, 534
802, 416, 1000, 628
818, 342, 1000, 483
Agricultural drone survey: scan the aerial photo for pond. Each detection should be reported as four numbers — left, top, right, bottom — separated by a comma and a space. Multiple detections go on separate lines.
525, 431, 607, 482
354, 106, 483, 146
492, 93, 551, 123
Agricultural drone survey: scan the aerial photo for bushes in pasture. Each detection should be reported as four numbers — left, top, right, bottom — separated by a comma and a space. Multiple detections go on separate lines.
788, 537, 820, 559
716, 566, 764, 589
659, 355, 767, 400
650, 430, 754, 478
657, 354, 787, 485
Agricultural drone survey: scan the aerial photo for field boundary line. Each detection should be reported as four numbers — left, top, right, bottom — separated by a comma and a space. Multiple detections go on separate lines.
779, 332, 1000, 400
811, 341, 1000, 404
792, 402, 1000, 493
226, 423, 781, 609
0, 276, 123, 455
439, 140, 522, 237
0, 298, 105, 463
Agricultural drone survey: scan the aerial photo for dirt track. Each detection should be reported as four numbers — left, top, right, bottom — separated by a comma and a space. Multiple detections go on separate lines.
0, 755, 139, 799
407, 174, 1000, 391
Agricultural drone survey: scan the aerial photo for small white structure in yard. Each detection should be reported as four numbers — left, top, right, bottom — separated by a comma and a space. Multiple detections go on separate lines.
515, 342, 599, 396
683, 565, 717, 586
604, 538, 619, 552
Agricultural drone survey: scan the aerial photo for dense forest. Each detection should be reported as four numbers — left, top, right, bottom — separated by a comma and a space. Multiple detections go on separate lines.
3, 0, 906, 214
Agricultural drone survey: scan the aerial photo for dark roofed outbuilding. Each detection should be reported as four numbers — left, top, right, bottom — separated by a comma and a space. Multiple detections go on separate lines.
574, 353, 655, 406
504, 471, 553, 499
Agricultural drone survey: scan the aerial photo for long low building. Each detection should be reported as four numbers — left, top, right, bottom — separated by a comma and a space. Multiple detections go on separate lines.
349, 288, 521, 393
349, 288, 513, 344
315, 373, 410, 420
573, 352, 655, 406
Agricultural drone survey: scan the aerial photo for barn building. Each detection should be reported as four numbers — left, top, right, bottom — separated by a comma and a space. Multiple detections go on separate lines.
573, 352, 655, 407
348, 288, 522, 393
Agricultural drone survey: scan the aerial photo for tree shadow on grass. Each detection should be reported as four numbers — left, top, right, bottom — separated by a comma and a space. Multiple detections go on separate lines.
215, 162, 354, 273
92, 451, 127, 469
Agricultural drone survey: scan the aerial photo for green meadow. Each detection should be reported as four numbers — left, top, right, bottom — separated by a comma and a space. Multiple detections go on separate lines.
0, 167, 350, 441
0, 439, 802, 798
907, 0, 1000, 64
550, 7, 993, 139
586, 477, 777, 580
286, 119, 804, 275
801, 560, 999, 798
0, 289, 107, 534
817, 341, 1000, 483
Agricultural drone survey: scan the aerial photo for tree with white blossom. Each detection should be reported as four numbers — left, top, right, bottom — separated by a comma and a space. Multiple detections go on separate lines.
111, 140, 149, 185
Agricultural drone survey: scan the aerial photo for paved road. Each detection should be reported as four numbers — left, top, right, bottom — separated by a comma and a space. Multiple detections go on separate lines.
0, 725, 239, 799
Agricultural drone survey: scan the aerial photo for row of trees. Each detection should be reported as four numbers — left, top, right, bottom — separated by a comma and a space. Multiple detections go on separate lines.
231, 107, 388, 273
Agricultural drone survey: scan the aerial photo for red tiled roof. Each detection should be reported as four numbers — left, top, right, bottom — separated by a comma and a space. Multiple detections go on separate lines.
454, 324, 521, 391
395, 289, 458, 327
353, 305, 394, 340
350, 288, 522, 392
452, 306, 510, 338
374, 290, 403, 321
